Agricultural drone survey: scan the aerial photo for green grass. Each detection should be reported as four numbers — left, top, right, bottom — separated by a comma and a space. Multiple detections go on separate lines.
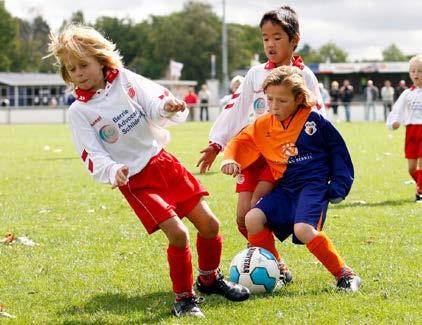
0, 122, 421, 324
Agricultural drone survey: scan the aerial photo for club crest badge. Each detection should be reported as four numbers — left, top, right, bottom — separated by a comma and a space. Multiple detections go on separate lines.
304, 121, 317, 136
281, 143, 298, 163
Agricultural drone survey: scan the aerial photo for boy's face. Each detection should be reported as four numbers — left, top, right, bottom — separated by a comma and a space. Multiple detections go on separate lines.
261, 21, 298, 67
266, 84, 300, 121
409, 61, 422, 87
65, 56, 105, 92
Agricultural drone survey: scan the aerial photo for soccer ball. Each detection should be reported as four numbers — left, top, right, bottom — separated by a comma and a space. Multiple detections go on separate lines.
229, 247, 280, 294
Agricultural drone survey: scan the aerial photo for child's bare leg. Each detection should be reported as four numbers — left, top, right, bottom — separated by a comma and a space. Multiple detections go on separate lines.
236, 191, 253, 238
245, 208, 281, 261
251, 181, 275, 208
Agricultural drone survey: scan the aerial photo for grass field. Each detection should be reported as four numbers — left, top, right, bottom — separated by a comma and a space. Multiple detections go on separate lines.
0, 122, 421, 324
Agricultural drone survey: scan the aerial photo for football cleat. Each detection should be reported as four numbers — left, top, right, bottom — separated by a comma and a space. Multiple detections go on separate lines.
336, 267, 361, 292
415, 193, 422, 203
196, 270, 250, 301
172, 296, 205, 318
276, 260, 293, 288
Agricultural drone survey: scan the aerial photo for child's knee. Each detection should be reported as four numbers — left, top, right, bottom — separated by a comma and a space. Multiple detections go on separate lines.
201, 216, 220, 238
293, 223, 317, 244
169, 225, 190, 247
245, 208, 266, 233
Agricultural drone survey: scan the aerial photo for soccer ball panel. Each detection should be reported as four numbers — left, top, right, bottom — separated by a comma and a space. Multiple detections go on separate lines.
229, 247, 280, 294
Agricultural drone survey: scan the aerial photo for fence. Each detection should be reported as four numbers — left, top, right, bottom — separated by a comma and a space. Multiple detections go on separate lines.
0, 102, 391, 125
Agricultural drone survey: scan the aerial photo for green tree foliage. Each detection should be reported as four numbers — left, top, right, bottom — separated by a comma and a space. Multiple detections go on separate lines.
9, 16, 54, 72
0, 0, 18, 70
296, 43, 321, 64
319, 42, 347, 63
382, 44, 407, 62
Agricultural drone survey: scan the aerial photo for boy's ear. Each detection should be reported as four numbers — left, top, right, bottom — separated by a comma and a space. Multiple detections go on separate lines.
291, 33, 300, 48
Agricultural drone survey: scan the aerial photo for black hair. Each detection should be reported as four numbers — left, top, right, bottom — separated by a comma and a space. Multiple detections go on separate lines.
259, 5, 299, 50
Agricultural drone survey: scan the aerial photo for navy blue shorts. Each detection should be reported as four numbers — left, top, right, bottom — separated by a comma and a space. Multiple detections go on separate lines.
255, 180, 329, 244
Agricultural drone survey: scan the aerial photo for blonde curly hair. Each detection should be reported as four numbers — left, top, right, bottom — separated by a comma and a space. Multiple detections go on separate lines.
47, 24, 123, 86
262, 65, 315, 108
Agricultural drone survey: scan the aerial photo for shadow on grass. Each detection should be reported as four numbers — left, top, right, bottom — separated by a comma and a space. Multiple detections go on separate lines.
60, 291, 173, 324
191, 171, 219, 176
60, 290, 237, 324
330, 198, 411, 209
33, 156, 78, 161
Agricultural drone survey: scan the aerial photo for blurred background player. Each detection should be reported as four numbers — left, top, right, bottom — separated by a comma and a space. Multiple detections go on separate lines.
220, 75, 244, 112
197, 5, 325, 285
221, 66, 361, 292
387, 54, 422, 202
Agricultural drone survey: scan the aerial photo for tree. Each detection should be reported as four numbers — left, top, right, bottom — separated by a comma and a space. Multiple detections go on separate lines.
296, 43, 321, 64
0, 1, 18, 70
318, 42, 347, 63
382, 44, 407, 62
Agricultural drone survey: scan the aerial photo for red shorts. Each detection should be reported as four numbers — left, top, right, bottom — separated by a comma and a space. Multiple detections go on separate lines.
235, 156, 276, 193
119, 149, 208, 234
405, 125, 422, 159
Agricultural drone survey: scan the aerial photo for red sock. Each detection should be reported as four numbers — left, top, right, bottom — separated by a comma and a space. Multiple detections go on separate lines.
416, 169, 422, 194
167, 245, 194, 300
248, 227, 281, 261
197, 233, 222, 286
306, 232, 345, 278
237, 225, 248, 239
410, 170, 417, 183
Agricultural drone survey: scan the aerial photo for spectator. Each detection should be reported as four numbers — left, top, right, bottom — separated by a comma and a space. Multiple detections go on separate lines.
67, 93, 76, 106
394, 79, 408, 102
42, 96, 48, 106
381, 80, 394, 121
319, 82, 331, 110
49, 96, 58, 107
34, 95, 40, 106
340, 79, 354, 122
198, 84, 211, 121
329, 80, 340, 122
364, 80, 379, 121
183, 87, 198, 121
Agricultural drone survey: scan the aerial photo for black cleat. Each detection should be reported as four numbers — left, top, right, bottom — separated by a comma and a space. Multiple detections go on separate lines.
415, 193, 422, 203
336, 267, 361, 292
277, 260, 293, 287
196, 270, 250, 301
172, 297, 205, 318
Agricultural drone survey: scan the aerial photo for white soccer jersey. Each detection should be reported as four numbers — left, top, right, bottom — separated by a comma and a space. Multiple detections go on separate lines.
386, 87, 422, 129
209, 58, 325, 148
68, 68, 188, 185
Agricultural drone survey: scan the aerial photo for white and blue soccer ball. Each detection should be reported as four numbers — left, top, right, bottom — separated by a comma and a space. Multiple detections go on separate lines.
229, 247, 280, 294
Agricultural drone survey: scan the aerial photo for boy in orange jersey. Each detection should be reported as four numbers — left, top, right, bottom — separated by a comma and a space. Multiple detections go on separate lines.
197, 6, 325, 284
222, 66, 361, 292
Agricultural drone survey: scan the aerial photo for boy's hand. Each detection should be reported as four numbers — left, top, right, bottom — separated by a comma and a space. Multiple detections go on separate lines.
164, 98, 186, 113
221, 162, 240, 177
392, 122, 400, 130
112, 165, 129, 189
197, 145, 218, 173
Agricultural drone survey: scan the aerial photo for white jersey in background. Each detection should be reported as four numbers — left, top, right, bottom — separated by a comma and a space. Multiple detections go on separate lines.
209, 57, 325, 148
386, 87, 422, 129
68, 68, 188, 185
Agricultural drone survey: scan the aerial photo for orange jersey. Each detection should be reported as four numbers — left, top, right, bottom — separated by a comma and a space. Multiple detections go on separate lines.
223, 107, 312, 180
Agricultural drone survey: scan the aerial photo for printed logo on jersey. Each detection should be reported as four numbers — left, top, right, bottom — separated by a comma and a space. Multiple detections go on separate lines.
253, 97, 266, 115
99, 125, 119, 144
127, 86, 136, 99
236, 174, 245, 185
304, 121, 317, 136
90, 115, 102, 127
281, 143, 298, 163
